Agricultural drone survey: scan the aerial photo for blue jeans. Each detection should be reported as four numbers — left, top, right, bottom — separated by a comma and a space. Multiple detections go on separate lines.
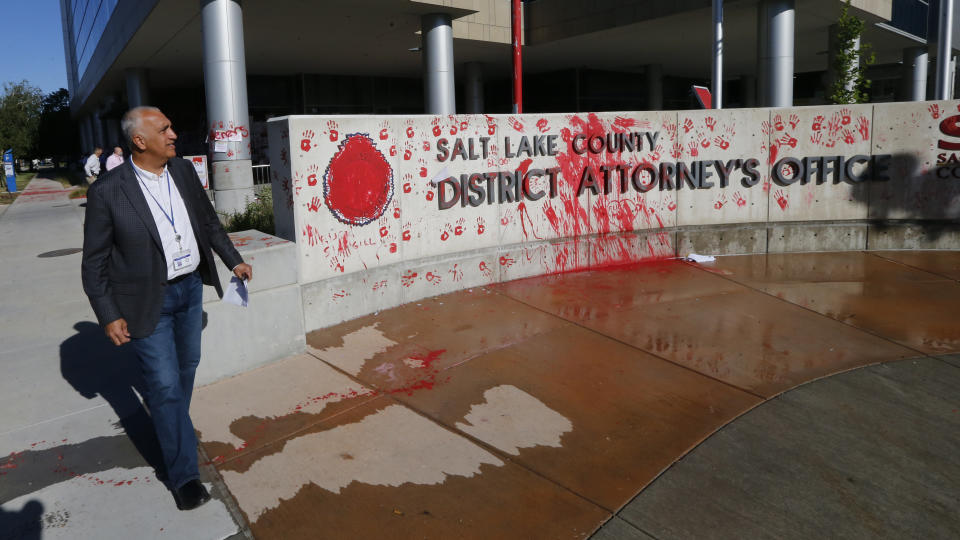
131, 271, 203, 490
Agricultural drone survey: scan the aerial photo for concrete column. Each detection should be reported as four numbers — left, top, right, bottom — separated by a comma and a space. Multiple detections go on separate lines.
899, 46, 928, 101
201, 0, 253, 215
79, 115, 92, 154
712, 0, 723, 109
741, 74, 757, 107
125, 68, 151, 107
934, 0, 955, 100
757, 0, 794, 107
464, 62, 484, 113
422, 13, 456, 114
106, 117, 122, 149
646, 64, 663, 110
91, 111, 105, 148
951, 56, 957, 99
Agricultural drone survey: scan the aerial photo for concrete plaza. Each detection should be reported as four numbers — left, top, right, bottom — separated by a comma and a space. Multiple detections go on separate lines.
1, 176, 959, 538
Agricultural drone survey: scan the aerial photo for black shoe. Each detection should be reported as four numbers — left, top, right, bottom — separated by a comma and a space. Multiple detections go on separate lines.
173, 479, 211, 511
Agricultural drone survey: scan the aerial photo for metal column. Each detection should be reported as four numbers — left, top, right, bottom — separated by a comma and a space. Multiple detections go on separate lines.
900, 46, 928, 101
712, 0, 724, 109
464, 62, 484, 114
511, 0, 523, 113
758, 0, 794, 107
646, 64, 663, 110
125, 68, 151, 107
422, 13, 456, 115
934, 0, 955, 100
201, 0, 253, 215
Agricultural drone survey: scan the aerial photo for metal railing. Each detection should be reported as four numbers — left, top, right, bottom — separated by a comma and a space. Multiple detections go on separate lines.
252, 164, 271, 185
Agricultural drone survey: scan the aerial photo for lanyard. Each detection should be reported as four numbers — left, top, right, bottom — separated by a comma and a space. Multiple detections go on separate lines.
134, 167, 182, 245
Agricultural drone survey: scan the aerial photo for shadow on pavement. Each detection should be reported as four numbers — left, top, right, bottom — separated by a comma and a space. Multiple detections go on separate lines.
0, 500, 43, 540
59, 321, 165, 478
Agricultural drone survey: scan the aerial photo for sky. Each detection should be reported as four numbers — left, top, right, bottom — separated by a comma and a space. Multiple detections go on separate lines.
1, 0, 68, 94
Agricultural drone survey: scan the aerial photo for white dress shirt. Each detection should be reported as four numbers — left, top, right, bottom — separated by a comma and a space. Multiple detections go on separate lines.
131, 160, 201, 280
84, 154, 101, 177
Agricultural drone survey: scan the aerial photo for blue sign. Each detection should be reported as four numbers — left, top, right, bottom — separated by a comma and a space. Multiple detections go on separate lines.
3, 150, 15, 193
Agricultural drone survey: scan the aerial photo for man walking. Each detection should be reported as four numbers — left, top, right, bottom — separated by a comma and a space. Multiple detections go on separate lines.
84, 147, 102, 184
105, 146, 125, 171
81, 106, 253, 510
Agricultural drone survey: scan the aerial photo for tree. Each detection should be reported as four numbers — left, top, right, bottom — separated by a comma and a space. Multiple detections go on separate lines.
0, 81, 43, 166
37, 88, 80, 167
828, 1, 876, 104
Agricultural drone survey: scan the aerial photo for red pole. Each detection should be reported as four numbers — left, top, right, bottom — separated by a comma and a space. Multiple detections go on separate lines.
512, 0, 523, 114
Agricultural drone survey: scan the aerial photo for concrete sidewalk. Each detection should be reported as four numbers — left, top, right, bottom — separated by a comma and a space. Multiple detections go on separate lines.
0, 177, 241, 539
191, 250, 960, 538
3, 174, 959, 538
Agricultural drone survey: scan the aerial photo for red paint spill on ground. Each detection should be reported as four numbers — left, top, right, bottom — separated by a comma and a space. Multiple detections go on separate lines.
324, 134, 394, 226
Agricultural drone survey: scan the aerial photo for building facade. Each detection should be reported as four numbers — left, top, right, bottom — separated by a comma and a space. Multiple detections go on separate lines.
60, 0, 957, 212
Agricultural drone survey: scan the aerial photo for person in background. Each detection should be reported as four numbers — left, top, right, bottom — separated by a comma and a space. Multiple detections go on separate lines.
105, 146, 124, 171
84, 147, 103, 184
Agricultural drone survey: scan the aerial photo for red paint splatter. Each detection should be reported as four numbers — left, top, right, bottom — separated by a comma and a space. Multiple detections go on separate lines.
324, 134, 393, 226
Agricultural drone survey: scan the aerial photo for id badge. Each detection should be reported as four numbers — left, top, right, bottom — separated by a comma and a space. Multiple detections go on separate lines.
173, 249, 193, 271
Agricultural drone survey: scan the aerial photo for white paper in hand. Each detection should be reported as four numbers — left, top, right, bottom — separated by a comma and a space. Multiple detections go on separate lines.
222, 276, 249, 307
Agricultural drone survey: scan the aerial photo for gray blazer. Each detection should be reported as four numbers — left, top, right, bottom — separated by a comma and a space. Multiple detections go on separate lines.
81, 157, 244, 338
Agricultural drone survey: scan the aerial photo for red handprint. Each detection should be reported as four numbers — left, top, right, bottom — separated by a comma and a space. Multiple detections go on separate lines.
714, 136, 730, 150
698, 132, 711, 148
671, 141, 683, 159
454, 218, 465, 236
306, 196, 321, 212
810, 132, 823, 145
403, 149, 412, 160
761, 121, 772, 135
682, 118, 694, 133
842, 129, 855, 145
379, 128, 389, 140
687, 141, 699, 157
509, 117, 524, 132
812, 115, 825, 131
499, 256, 515, 268
856, 116, 870, 140
788, 114, 800, 129
713, 193, 727, 210
704, 116, 717, 131
733, 191, 747, 207
306, 164, 319, 186
402, 230, 411, 241
425, 272, 441, 285
773, 114, 785, 131
402, 183, 411, 194
478, 261, 492, 277
401, 271, 418, 287
778, 134, 798, 148
326, 121, 339, 141
477, 217, 485, 235
536, 118, 549, 132
840, 108, 852, 125
426, 191, 435, 201
774, 189, 788, 210
422, 140, 431, 151
379, 226, 389, 238
407, 125, 416, 138
300, 130, 314, 152
393, 207, 401, 219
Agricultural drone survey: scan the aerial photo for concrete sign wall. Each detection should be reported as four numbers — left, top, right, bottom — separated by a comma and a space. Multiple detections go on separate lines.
268, 101, 960, 331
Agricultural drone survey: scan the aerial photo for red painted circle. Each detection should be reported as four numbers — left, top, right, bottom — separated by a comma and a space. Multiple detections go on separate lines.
324, 134, 394, 226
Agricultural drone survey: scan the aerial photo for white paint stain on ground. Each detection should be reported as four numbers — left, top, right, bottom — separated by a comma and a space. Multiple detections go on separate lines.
455, 385, 573, 455
0, 466, 236, 539
312, 323, 397, 376
192, 354, 375, 448
221, 404, 504, 520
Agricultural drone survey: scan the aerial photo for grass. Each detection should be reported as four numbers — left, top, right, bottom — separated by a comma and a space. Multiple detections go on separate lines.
222, 185, 274, 235
0, 172, 37, 204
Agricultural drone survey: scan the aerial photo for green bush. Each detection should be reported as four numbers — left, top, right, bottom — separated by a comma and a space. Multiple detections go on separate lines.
223, 186, 275, 235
